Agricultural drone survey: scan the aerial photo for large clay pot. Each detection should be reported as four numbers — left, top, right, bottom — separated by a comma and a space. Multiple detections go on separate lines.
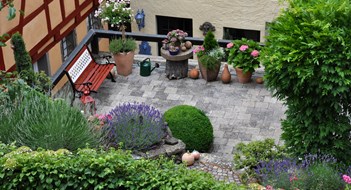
198, 61, 220, 82
221, 64, 231, 84
235, 67, 252, 83
113, 51, 134, 76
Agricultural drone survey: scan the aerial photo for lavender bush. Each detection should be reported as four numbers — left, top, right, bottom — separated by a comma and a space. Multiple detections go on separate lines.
255, 154, 344, 190
101, 102, 167, 151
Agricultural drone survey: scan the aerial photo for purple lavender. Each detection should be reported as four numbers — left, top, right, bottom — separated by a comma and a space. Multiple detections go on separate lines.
101, 102, 167, 150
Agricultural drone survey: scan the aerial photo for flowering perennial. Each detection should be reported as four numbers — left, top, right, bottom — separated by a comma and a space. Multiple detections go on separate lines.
101, 102, 167, 150
227, 38, 261, 74
94, 0, 133, 27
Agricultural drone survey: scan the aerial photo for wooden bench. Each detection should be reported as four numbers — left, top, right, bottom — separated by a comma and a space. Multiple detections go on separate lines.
64, 45, 115, 102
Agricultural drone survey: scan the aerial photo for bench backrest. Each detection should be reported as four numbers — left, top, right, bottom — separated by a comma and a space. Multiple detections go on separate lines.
65, 46, 93, 83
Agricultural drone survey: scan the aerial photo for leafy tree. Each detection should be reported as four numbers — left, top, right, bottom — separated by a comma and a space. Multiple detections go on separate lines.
262, 0, 351, 164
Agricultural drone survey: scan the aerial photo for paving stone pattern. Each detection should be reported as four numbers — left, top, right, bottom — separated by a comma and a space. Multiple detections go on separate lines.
93, 62, 286, 162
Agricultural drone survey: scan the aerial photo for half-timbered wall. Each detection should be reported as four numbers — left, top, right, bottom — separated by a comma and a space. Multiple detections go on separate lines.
0, 0, 99, 72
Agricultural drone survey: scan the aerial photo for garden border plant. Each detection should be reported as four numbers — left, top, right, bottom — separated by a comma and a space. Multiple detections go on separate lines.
0, 143, 239, 189
262, 0, 351, 164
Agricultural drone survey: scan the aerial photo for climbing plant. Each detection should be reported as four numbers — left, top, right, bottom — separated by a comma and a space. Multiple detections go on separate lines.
0, 0, 16, 47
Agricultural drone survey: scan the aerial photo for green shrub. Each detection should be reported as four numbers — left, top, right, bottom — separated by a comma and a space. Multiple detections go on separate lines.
233, 139, 288, 175
10, 33, 51, 94
262, 0, 351, 164
109, 37, 137, 53
202, 30, 218, 52
0, 86, 97, 151
0, 144, 239, 189
11, 32, 32, 73
164, 105, 213, 152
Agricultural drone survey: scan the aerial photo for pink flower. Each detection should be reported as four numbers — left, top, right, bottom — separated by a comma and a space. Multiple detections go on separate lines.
289, 175, 298, 182
266, 185, 273, 190
343, 175, 351, 184
251, 50, 260, 57
239, 45, 249, 51
227, 42, 234, 49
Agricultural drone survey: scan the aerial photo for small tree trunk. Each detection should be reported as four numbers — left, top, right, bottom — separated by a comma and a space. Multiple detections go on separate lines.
120, 24, 126, 40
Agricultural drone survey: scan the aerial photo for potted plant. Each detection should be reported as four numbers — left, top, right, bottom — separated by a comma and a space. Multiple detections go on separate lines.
95, 0, 137, 76
194, 31, 225, 81
162, 29, 188, 55
227, 38, 261, 83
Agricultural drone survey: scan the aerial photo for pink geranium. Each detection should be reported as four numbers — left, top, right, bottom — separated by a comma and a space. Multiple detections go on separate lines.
239, 45, 249, 51
251, 50, 260, 57
227, 42, 234, 49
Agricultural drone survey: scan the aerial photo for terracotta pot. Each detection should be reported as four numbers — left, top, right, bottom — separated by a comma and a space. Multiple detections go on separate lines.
189, 68, 199, 79
221, 64, 231, 84
235, 67, 252, 83
113, 51, 134, 76
198, 60, 220, 82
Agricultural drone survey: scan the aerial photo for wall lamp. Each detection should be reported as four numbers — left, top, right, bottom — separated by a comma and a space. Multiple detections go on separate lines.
135, 9, 145, 31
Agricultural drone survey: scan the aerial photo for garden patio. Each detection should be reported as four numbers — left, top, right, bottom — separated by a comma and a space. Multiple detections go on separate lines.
90, 54, 286, 162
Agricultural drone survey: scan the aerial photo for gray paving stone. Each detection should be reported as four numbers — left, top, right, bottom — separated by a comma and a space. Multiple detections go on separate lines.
93, 64, 285, 163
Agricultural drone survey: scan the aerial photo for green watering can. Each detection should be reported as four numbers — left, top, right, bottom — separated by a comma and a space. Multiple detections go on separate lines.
138, 58, 160, 77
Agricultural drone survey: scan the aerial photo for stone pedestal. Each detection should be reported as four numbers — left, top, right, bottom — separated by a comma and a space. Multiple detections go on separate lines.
161, 47, 194, 79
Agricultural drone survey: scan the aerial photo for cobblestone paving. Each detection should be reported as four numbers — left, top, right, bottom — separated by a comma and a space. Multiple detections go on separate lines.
93, 56, 286, 162
188, 153, 241, 184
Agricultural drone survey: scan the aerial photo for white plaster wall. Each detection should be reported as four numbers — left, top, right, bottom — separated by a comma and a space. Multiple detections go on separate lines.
131, 0, 284, 55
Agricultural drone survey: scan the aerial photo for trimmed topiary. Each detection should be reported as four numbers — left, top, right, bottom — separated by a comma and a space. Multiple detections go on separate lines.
164, 105, 213, 152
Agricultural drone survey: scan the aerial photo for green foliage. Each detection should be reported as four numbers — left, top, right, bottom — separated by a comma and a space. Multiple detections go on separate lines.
0, 0, 16, 47
203, 30, 218, 52
0, 86, 97, 151
262, 0, 351, 164
233, 139, 287, 173
164, 105, 214, 152
227, 38, 261, 74
300, 163, 344, 190
109, 37, 137, 53
199, 54, 220, 71
10, 33, 51, 94
11, 32, 32, 73
0, 145, 238, 189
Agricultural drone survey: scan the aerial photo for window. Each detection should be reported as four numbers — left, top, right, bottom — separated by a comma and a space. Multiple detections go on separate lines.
87, 11, 103, 30
156, 16, 193, 55
223, 27, 260, 42
33, 53, 51, 76
61, 30, 77, 61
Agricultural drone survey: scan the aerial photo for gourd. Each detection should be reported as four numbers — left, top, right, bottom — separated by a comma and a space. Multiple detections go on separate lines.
191, 150, 200, 160
182, 152, 195, 166
189, 68, 199, 79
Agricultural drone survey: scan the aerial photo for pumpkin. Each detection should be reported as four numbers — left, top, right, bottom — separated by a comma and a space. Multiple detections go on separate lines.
189, 68, 199, 79
191, 150, 200, 160
185, 41, 192, 49
182, 152, 195, 166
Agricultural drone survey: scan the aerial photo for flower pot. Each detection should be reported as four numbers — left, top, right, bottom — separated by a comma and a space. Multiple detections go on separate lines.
113, 51, 134, 76
198, 60, 220, 82
235, 67, 252, 83
169, 49, 180, 56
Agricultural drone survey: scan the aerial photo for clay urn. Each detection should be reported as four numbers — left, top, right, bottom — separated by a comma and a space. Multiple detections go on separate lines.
221, 64, 231, 84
